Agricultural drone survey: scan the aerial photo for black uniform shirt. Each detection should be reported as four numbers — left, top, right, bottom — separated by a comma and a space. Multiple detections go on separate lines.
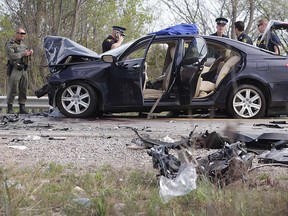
102, 35, 117, 52
237, 32, 253, 45
256, 33, 281, 52
210, 32, 229, 38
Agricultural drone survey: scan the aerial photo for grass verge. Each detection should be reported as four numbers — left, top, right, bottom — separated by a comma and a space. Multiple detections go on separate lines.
0, 163, 287, 216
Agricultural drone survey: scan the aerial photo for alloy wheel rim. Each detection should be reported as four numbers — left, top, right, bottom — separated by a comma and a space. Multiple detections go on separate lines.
61, 85, 90, 114
233, 88, 261, 118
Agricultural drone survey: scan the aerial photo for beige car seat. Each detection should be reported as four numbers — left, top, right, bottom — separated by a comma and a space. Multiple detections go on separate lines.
146, 46, 176, 118
199, 55, 240, 93
142, 61, 148, 91
193, 77, 203, 97
144, 46, 176, 98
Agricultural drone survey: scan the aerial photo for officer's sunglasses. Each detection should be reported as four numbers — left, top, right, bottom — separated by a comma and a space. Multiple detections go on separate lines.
17, 32, 26, 35
257, 23, 263, 27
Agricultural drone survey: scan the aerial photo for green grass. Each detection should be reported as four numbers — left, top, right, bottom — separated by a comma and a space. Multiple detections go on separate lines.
0, 163, 287, 216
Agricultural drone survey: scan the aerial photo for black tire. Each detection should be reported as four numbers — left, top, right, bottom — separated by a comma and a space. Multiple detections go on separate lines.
227, 84, 266, 119
56, 81, 98, 118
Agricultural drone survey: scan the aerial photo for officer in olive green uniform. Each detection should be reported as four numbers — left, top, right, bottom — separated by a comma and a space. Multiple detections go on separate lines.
5, 27, 34, 114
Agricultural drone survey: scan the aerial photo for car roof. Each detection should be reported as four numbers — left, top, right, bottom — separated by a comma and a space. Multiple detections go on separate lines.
152, 34, 204, 39
268, 20, 288, 30
202, 35, 278, 56
145, 34, 277, 57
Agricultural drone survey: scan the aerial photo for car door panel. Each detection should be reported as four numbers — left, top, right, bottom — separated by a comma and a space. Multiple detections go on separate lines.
107, 35, 156, 106
107, 58, 145, 106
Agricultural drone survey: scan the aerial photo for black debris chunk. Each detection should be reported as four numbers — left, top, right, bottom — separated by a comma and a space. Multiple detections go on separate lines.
258, 148, 288, 164
23, 119, 34, 124
253, 123, 283, 129
269, 120, 287, 124
195, 130, 230, 149
198, 142, 254, 187
147, 146, 181, 179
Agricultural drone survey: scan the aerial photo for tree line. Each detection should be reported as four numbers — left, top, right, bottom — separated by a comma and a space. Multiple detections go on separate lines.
0, 0, 153, 95
159, 0, 288, 39
0, 0, 287, 95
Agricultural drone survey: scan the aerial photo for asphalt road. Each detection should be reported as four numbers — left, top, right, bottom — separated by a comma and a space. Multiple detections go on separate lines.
1, 113, 288, 171
1, 113, 288, 137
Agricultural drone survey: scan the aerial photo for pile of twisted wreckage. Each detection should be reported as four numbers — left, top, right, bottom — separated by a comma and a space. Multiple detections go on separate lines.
126, 124, 288, 202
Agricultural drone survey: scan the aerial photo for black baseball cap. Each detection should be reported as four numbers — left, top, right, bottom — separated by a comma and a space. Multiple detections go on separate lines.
215, 17, 228, 25
112, 26, 126, 35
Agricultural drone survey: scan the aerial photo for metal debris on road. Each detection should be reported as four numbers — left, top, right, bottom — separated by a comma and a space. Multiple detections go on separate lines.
48, 137, 67, 140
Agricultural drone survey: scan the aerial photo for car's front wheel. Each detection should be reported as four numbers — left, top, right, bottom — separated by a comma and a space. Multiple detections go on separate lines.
227, 84, 266, 119
56, 81, 98, 118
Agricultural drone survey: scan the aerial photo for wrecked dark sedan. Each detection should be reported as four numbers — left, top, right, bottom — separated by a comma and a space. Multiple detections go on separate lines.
37, 34, 207, 118
37, 24, 288, 119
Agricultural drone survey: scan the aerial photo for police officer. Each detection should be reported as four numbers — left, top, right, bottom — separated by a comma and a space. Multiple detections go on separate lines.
5, 27, 34, 114
256, 18, 280, 54
102, 26, 126, 52
234, 21, 253, 45
211, 17, 229, 37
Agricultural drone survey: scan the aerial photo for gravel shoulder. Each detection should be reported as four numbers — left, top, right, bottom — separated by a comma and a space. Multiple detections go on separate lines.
1, 114, 288, 181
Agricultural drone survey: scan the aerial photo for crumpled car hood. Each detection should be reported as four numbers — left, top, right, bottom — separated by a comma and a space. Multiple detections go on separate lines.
43, 36, 100, 65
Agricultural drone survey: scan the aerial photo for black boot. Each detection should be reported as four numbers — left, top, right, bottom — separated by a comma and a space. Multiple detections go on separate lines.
7, 104, 15, 114
19, 104, 29, 114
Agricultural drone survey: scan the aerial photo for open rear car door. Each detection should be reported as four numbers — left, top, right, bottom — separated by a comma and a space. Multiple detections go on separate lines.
178, 37, 207, 105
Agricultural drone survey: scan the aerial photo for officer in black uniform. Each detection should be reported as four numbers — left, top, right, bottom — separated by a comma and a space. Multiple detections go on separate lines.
211, 17, 229, 37
256, 18, 280, 54
234, 21, 253, 45
102, 26, 126, 52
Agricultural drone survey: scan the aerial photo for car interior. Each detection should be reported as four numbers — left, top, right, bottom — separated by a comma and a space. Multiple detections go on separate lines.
121, 38, 241, 102
195, 43, 241, 97
143, 44, 176, 99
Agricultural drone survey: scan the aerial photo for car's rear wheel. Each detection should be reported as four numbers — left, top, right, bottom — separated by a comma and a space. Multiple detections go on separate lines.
227, 84, 266, 119
56, 81, 97, 118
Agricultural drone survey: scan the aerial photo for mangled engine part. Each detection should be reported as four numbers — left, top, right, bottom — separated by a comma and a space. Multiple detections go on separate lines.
147, 138, 254, 186
197, 141, 254, 186
147, 146, 181, 179
195, 130, 232, 149
147, 145, 198, 203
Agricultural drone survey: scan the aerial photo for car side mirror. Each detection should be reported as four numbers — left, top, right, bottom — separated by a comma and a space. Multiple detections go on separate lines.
102, 55, 115, 63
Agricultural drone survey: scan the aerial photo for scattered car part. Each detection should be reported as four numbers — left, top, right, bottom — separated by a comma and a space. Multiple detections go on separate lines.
147, 146, 181, 179
197, 142, 254, 186
253, 123, 283, 128
258, 148, 288, 164
130, 127, 189, 149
